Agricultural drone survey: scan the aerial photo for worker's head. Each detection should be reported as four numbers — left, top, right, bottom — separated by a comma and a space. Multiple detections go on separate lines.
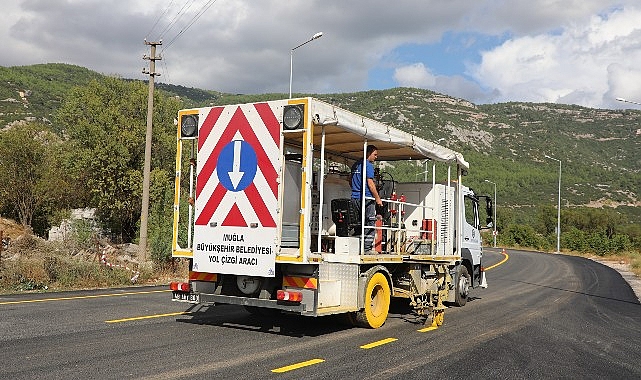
366, 145, 378, 162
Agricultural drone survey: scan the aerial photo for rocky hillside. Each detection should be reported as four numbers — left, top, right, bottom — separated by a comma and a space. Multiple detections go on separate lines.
1, 64, 639, 224
316, 90, 640, 217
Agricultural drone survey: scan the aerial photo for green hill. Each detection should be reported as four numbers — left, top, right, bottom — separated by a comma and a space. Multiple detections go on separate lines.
1, 64, 639, 226
0, 63, 103, 126
214, 89, 641, 223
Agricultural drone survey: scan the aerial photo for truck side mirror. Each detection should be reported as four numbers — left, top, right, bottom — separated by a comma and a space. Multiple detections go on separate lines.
475, 195, 494, 230
485, 197, 493, 218
485, 198, 494, 228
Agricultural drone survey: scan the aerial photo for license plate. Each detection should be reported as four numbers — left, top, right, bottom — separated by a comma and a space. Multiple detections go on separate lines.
172, 291, 200, 303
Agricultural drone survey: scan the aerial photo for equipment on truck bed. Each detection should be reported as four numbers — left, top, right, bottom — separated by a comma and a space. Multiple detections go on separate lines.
170, 97, 492, 328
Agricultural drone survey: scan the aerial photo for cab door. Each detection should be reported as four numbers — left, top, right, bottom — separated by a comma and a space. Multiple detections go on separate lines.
461, 191, 483, 285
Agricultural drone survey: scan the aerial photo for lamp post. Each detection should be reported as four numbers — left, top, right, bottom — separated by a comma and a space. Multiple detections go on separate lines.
544, 155, 562, 254
484, 179, 497, 248
415, 160, 429, 181
289, 32, 323, 99
416, 139, 444, 180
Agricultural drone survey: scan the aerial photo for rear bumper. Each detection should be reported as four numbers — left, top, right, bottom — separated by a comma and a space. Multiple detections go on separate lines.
172, 292, 306, 313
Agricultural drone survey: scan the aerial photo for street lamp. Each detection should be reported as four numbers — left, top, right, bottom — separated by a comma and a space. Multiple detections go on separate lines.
416, 138, 444, 181
289, 32, 323, 99
616, 97, 641, 106
544, 154, 562, 254
415, 159, 430, 181
484, 179, 497, 248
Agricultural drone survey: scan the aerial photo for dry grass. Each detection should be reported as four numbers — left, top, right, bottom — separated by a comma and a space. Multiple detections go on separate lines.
602, 251, 641, 277
0, 217, 26, 240
0, 233, 189, 294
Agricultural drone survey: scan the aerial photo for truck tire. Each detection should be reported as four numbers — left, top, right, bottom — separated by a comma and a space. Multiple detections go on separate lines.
454, 265, 470, 307
354, 272, 390, 328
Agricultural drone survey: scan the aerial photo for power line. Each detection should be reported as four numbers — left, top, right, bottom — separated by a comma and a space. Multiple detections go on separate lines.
160, 56, 171, 84
162, 0, 220, 52
145, 0, 176, 40
158, 0, 198, 41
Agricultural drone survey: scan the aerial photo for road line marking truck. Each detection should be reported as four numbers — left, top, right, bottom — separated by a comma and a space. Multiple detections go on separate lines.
170, 97, 492, 328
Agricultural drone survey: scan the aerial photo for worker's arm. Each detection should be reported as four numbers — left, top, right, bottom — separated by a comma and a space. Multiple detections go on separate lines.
367, 178, 383, 206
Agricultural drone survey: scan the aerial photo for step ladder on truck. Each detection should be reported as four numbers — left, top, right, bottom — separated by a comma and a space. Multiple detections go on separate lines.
170, 97, 493, 328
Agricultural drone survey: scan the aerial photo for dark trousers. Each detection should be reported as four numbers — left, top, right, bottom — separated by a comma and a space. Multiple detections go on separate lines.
351, 198, 376, 251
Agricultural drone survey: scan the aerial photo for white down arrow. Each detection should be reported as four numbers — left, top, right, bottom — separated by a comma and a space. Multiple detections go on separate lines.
228, 140, 244, 189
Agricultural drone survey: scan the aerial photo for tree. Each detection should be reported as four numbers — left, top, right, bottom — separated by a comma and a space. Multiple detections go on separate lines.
55, 77, 181, 242
536, 204, 557, 236
0, 122, 72, 233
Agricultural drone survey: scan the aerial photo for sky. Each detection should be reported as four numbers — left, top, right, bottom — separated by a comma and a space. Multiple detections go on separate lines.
1, 0, 641, 109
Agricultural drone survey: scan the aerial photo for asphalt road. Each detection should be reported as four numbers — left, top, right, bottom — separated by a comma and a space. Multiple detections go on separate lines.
1, 248, 640, 379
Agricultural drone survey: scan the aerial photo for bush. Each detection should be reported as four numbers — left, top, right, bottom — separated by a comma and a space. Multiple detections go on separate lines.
0, 251, 146, 292
150, 223, 173, 264
0, 233, 152, 293
562, 227, 632, 256
148, 199, 174, 265
499, 224, 550, 250
562, 227, 589, 252
1, 258, 50, 291
69, 219, 99, 250
53, 260, 133, 288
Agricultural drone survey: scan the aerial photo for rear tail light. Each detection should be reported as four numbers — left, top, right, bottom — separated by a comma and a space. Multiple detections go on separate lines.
277, 289, 303, 303
169, 282, 190, 292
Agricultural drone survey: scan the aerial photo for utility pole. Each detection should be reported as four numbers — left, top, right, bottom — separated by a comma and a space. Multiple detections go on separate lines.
544, 155, 562, 254
139, 39, 162, 261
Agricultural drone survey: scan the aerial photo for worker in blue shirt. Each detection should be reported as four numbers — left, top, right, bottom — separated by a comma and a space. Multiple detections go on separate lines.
351, 145, 383, 252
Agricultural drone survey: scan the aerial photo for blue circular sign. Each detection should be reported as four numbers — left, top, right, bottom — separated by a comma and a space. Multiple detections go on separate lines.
217, 140, 257, 192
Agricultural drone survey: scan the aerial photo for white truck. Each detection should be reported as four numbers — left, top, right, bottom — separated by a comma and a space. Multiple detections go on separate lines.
170, 97, 492, 328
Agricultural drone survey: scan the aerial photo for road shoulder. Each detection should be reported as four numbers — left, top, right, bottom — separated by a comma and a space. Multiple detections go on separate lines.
591, 258, 641, 303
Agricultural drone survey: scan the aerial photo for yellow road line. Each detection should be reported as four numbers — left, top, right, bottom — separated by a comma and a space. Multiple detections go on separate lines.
271, 358, 325, 373
105, 311, 190, 323
360, 337, 398, 349
417, 325, 438, 333
0, 289, 170, 306
485, 249, 509, 271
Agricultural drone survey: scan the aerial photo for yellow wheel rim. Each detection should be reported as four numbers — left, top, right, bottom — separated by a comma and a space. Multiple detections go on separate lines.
364, 272, 391, 328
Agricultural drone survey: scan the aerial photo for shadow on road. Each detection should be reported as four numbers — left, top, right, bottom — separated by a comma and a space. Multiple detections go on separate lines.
175, 304, 356, 337
174, 297, 463, 336
497, 278, 641, 306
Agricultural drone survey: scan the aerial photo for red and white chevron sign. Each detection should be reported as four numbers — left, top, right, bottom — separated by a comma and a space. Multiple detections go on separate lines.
192, 101, 283, 277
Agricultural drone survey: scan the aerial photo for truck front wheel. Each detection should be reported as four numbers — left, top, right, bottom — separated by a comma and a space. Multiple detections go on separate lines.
354, 272, 390, 328
454, 265, 470, 306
